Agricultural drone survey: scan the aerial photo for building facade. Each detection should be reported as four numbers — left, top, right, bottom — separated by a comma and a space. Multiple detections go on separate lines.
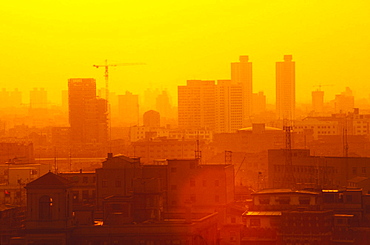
276, 55, 295, 120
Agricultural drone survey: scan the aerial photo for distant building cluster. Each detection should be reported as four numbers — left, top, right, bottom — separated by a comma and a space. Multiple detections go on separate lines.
2, 55, 370, 244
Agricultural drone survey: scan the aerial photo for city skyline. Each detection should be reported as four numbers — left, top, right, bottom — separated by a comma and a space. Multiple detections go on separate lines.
1, 1, 370, 104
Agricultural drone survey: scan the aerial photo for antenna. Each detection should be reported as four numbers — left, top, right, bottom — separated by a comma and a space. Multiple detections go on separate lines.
282, 120, 295, 189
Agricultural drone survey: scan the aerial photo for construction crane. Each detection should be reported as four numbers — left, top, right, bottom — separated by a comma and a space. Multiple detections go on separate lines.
93, 60, 145, 103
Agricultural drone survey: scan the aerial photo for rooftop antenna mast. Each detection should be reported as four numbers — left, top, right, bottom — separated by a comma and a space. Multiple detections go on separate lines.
282, 120, 295, 189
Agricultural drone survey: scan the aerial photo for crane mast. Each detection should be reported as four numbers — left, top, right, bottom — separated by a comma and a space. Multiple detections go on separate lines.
93, 60, 145, 152
93, 60, 145, 104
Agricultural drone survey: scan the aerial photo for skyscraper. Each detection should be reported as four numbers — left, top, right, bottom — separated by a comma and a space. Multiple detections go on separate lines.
335, 87, 354, 113
276, 55, 295, 120
68, 78, 108, 146
178, 80, 216, 131
118, 91, 139, 126
312, 90, 324, 113
231, 55, 252, 125
215, 80, 243, 133
30, 88, 47, 108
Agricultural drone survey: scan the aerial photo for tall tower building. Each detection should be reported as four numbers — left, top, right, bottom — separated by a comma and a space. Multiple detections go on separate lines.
231, 55, 252, 125
215, 80, 243, 133
30, 88, 47, 108
156, 90, 173, 119
276, 55, 295, 120
252, 91, 266, 115
335, 87, 354, 113
178, 80, 216, 131
118, 91, 139, 126
312, 90, 324, 113
68, 78, 108, 146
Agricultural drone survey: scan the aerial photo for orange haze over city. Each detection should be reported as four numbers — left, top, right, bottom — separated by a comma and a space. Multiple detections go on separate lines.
1, 0, 370, 104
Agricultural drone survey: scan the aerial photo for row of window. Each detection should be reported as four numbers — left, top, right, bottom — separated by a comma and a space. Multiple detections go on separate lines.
171, 195, 221, 205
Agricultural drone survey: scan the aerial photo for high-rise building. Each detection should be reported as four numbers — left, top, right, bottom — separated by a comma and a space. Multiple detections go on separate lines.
312, 90, 324, 113
252, 91, 266, 115
178, 80, 216, 131
10, 89, 22, 107
215, 80, 244, 133
156, 90, 173, 119
118, 91, 139, 126
68, 78, 108, 146
30, 88, 47, 108
335, 87, 354, 113
231, 55, 253, 123
276, 55, 295, 119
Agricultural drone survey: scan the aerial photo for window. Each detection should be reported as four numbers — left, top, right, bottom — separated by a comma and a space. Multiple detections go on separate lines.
190, 195, 196, 203
72, 191, 79, 203
259, 198, 270, 204
82, 190, 89, 200
83, 177, 88, 183
102, 180, 108, 188
250, 218, 261, 227
39, 196, 52, 220
115, 180, 122, 188
345, 195, 353, 203
202, 180, 207, 187
299, 197, 310, 205
215, 195, 220, 203
277, 197, 290, 205
215, 180, 220, 187
190, 179, 195, 187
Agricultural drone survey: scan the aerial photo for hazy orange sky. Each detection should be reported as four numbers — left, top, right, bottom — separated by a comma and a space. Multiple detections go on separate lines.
1, 0, 369, 105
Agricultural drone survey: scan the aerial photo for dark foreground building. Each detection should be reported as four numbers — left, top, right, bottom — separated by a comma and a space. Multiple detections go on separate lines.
10, 171, 219, 245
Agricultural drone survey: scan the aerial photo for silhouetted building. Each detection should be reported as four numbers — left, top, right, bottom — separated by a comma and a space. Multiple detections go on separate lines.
118, 91, 139, 126
156, 90, 173, 119
129, 126, 213, 143
0, 88, 22, 108
276, 55, 295, 119
312, 90, 324, 113
242, 189, 332, 245
59, 170, 96, 206
268, 149, 370, 189
132, 138, 200, 164
30, 88, 47, 109
143, 110, 160, 127
231, 55, 252, 120
252, 91, 266, 115
68, 78, 108, 147
215, 80, 244, 133
24, 172, 73, 244
335, 87, 355, 113
178, 80, 216, 131
95, 155, 142, 209
0, 141, 34, 164
15, 170, 220, 245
